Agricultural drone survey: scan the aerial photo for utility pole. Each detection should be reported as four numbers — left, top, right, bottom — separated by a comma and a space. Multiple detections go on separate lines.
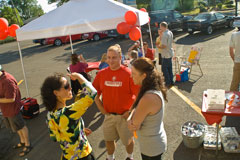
10, 0, 21, 25
236, 0, 238, 16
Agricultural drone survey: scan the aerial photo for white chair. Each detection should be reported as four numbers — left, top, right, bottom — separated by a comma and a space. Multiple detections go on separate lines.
178, 45, 203, 78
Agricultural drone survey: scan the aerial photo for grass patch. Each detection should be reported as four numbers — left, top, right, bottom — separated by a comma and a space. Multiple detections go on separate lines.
0, 36, 16, 45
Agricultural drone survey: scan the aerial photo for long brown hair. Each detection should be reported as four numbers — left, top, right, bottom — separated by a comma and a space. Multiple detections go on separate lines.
132, 58, 167, 108
71, 54, 79, 65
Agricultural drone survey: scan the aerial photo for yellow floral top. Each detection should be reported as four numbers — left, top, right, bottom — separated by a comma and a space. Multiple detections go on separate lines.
46, 82, 97, 160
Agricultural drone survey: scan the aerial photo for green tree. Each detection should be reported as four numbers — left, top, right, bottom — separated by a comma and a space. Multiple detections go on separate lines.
178, 0, 194, 11
48, 0, 69, 7
208, 0, 215, 6
8, 0, 44, 20
49, 0, 150, 9
0, 6, 23, 25
136, 0, 151, 11
0, 0, 8, 8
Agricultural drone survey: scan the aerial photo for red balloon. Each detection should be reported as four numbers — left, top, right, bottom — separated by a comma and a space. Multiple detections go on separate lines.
0, 29, 8, 40
140, 8, 147, 12
117, 22, 131, 34
129, 27, 141, 41
124, 11, 137, 25
8, 24, 20, 37
0, 18, 9, 30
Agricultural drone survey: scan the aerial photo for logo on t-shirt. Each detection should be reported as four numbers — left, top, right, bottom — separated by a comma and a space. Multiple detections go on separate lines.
104, 76, 122, 87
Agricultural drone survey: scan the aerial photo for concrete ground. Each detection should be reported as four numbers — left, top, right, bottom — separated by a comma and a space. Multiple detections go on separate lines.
0, 26, 240, 160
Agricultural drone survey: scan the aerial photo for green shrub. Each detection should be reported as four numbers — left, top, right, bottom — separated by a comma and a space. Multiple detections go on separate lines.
175, 6, 182, 12
0, 37, 16, 45
178, 0, 194, 11
198, 2, 207, 13
217, 3, 223, 10
225, 4, 234, 8
225, 0, 234, 5
199, 6, 207, 12
183, 1, 194, 11
198, 2, 207, 7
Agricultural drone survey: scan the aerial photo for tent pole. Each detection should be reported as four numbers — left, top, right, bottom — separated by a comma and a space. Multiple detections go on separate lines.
17, 41, 29, 97
140, 29, 144, 57
69, 35, 74, 54
137, 12, 144, 57
148, 22, 154, 50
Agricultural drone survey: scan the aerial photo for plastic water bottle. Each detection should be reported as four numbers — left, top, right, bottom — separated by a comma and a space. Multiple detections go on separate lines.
238, 83, 240, 92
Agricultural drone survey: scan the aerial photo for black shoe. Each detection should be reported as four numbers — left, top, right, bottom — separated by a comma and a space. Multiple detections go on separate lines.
19, 144, 32, 157
13, 142, 25, 149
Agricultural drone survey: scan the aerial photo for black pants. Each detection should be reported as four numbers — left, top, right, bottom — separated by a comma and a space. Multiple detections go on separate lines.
141, 153, 162, 160
71, 72, 90, 95
158, 53, 162, 65
80, 152, 95, 160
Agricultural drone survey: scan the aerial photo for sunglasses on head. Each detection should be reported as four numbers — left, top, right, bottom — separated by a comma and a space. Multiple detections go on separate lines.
63, 83, 70, 90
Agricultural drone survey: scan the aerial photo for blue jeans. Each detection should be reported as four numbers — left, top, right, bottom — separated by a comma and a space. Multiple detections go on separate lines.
162, 58, 173, 86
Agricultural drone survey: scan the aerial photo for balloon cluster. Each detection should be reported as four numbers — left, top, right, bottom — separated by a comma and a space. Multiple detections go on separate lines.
0, 18, 20, 40
116, 8, 147, 41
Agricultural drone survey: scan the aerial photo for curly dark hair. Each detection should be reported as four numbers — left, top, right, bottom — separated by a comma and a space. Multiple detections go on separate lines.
132, 58, 167, 109
40, 73, 65, 111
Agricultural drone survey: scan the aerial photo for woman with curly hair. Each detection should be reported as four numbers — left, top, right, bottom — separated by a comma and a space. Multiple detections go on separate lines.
127, 58, 167, 160
41, 72, 97, 160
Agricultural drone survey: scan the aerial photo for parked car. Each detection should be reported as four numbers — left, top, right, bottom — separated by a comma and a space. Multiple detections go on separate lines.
187, 12, 234, 35
33, 34, 82, 46
32, 39, 46, 45
46, 34, 82, 46
81, 31, 108, 41
107, 29, 129, 39
233, 16, 240, 29
143, 10, 192, 36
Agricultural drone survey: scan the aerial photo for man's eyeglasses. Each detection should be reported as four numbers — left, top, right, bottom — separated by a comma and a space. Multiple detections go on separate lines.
63, 83, 70, 90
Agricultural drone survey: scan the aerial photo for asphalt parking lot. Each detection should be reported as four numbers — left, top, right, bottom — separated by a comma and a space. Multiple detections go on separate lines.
1, 27, 240, 160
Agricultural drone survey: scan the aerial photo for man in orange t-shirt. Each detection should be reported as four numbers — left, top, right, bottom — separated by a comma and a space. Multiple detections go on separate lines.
93, 45, 139, 160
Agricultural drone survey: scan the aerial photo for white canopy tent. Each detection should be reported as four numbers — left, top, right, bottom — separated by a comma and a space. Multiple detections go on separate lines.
15, 0, 149, 97
16, 0, 149, 41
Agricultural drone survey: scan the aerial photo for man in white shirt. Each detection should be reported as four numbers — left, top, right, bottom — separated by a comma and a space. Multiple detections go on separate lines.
159, 22, 174, 88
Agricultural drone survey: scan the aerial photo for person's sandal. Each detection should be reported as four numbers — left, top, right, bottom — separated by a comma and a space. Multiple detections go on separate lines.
19, 145, 32, 157
13, 142, 25, 149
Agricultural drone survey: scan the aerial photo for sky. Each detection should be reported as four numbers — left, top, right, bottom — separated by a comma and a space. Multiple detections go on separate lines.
37, 0, 57, 13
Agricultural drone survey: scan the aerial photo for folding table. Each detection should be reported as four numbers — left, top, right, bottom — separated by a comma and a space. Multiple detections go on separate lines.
201, 91, 240, 155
